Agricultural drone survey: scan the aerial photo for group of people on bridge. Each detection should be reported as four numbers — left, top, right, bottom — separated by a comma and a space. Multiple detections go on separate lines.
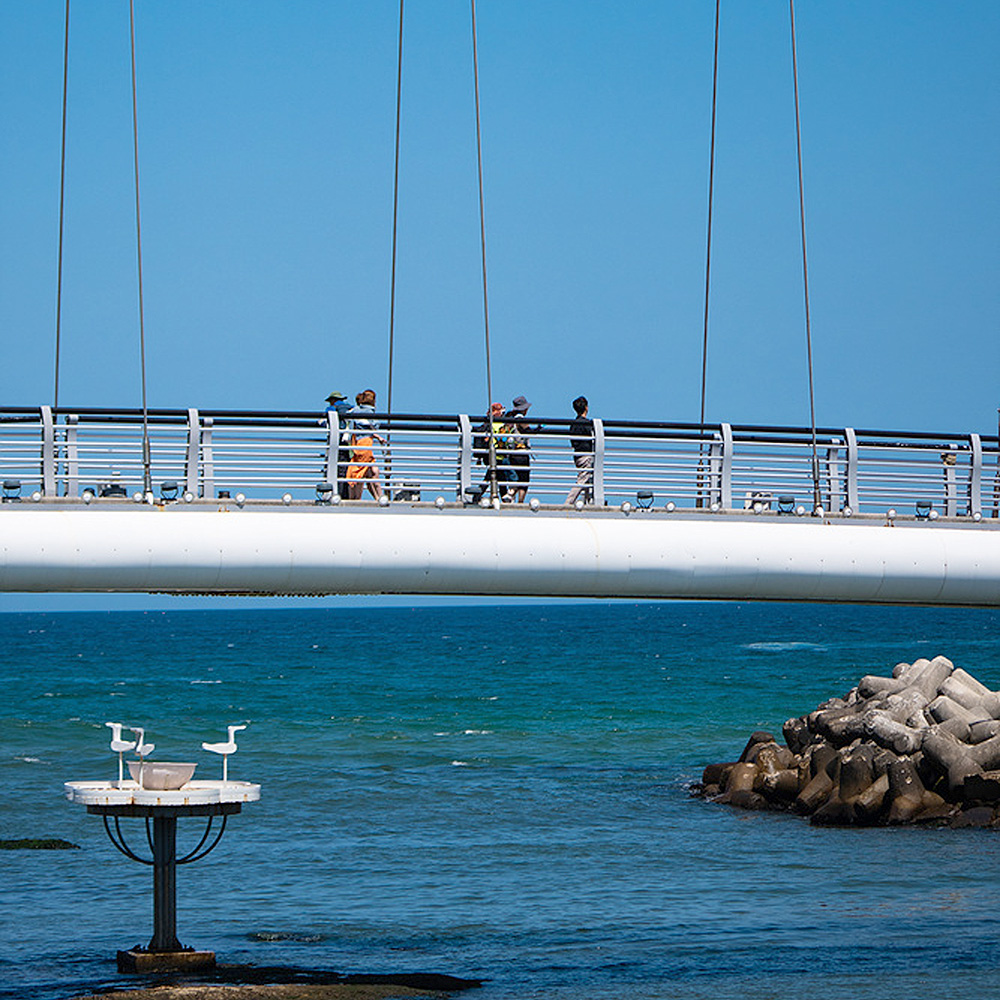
325, 390, 595, 505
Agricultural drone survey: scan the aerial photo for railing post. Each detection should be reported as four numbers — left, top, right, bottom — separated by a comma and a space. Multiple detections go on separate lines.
845, 427, 859, 512
458, 414, 473, 499
184, 409, 200, 498
40, 405, 56, 496
720, 423, 733, 509
826, 438, 842, 512
201, 418, 214, 499
969, 433, 982, 515
943, 444, 958, 517
325, 410, 340, 492
592, 418, 605, 507
65, 415, 78, 497
708, 434, 722, 507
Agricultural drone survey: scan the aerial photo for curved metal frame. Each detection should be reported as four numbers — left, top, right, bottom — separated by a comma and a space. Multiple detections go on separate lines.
102, 812, 229, 866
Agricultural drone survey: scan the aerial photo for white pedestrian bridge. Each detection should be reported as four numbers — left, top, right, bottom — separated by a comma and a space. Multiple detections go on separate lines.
0, 406, 997, 606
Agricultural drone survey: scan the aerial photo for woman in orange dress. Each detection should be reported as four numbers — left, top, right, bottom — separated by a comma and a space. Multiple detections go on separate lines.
346, 389, 385, 500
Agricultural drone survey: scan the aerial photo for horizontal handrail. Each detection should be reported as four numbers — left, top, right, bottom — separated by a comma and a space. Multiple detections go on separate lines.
0, 406, 995, 521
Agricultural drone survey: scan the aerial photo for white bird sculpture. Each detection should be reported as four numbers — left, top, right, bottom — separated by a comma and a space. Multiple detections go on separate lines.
127, 726, 155, 787
105, 721, 136, 785
202, 724, 247, 782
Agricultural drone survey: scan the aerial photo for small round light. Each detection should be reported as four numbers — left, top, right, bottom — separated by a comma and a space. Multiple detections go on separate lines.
479, 497, 491, 508
435, 496, 446, 509
928, 509, 939, 520
842, 506, 853, 517
752, 502, 763, 514
331, 494, 341, 505
887, 508, 897, 520
796, 505, 806, 516
529, 498, 540, 511
31, 491, 42, 503
620, 501, 632, 514
575, 499, 585, 511
133, 492, 144, 504
973, 511, 983, 522
235, 492, 246, 506
282, 493, 292, 505
710, 502, 721, 513
665, 501, 676, 513
82, 490, 94, 504
378, 494, 390, 507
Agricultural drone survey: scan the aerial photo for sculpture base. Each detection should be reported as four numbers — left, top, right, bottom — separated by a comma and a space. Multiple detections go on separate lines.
117, 948, 216, 974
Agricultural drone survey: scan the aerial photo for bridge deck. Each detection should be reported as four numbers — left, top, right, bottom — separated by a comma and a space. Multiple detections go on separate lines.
1, 407, 997, 604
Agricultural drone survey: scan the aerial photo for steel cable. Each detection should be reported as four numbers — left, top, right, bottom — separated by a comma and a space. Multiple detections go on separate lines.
386, 0, 404, 481
128, 0, 152, 497
53, 0, 70, 412
470, 0, 498, 501
699, 0, 720, 433
789, 0, 821, 512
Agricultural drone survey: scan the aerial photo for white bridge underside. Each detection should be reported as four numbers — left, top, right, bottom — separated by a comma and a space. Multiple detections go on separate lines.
2, 507, 998, 606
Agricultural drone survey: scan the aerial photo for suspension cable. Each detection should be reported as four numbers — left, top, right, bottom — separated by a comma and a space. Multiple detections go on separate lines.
128, 0, 152, 497
789, 0, 821, 513
53, 0, 70, 412
699, 0, 720, 434
386, 0, 404, 422
470, 0, 497, 501
384, 0, 405, 496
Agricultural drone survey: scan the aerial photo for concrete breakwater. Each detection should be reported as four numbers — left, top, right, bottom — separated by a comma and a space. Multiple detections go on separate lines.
695, 656, 1000, 827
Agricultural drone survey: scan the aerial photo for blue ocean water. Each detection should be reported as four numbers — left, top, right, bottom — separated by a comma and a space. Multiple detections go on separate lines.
1, 601, 999, 1000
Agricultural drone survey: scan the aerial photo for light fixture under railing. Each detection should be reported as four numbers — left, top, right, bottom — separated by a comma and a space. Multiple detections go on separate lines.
529, 498, 540, 511
664, 501, 676, 513
235, 493, 246, 507
183, 491, 195, 503
281, 493, 292, 505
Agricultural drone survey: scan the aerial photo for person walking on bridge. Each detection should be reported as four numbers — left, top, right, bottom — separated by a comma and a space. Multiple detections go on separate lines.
565, 395, 594, 506
345, 389, 385, 501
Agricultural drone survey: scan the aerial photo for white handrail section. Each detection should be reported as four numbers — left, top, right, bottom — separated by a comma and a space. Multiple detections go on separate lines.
0, 406, 996, 521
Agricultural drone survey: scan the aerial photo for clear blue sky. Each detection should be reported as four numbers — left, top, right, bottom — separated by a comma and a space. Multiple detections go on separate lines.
0, 2, 997, 612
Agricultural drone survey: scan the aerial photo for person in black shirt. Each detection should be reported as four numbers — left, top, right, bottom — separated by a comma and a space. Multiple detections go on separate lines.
566, 395, 594, 505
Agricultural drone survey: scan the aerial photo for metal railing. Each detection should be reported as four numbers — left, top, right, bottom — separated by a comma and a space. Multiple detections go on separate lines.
0, 405, 997, 520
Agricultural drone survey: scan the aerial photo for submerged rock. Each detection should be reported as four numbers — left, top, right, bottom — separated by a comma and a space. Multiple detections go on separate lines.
693, 655, 1000, 829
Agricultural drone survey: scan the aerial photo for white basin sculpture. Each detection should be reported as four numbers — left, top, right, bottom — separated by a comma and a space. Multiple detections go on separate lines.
127, 760, 197, 790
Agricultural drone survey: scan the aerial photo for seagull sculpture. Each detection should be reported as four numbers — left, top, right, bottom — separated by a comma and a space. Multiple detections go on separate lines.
128, 726, 155, 786
105, 721, 136, 785
202, 724, 247, 782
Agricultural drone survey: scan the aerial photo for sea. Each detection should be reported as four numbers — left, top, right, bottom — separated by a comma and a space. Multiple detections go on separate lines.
2, 601, 999, 1000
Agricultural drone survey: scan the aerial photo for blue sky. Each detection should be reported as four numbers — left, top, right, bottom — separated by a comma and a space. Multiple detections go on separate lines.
0, 1, 997, 612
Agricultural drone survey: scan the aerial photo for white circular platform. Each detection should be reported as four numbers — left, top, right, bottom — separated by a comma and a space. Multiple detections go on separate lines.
65, 779, 260, 808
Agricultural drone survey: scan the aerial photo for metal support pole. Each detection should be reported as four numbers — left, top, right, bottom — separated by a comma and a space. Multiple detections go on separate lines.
150, 814, 181, 952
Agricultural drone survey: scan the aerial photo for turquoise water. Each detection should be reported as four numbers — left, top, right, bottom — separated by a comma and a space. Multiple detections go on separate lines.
1, 602, 999, 999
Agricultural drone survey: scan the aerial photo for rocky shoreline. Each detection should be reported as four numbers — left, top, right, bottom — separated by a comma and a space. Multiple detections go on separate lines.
694, 656, 1000, 828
